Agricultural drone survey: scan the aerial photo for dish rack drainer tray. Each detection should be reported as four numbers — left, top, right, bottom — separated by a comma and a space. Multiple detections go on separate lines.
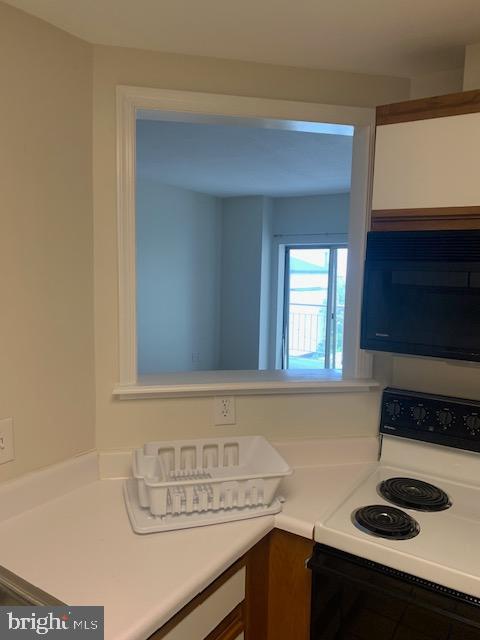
124, 436, 292, 533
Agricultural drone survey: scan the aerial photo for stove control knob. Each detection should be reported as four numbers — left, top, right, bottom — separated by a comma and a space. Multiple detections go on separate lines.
437, 409, 454, 430
465, 414, 480, 435
411, 405, 427, 423
386, 401, 401, 419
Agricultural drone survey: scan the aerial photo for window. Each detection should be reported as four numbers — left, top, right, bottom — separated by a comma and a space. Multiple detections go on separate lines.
283, 246, 348, 371
114, 86, 374, 397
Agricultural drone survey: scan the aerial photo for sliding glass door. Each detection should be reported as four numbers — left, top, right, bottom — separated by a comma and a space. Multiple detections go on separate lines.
283, 245, 347, 371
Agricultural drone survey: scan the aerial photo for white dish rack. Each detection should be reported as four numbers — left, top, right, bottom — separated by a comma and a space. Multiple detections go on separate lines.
124, 436, 292, 533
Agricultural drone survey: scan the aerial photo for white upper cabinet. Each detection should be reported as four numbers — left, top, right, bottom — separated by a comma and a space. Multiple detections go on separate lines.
372, 111, 480, 211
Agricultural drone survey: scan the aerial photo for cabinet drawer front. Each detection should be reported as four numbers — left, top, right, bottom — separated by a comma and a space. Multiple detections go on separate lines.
162, 567, 245, 640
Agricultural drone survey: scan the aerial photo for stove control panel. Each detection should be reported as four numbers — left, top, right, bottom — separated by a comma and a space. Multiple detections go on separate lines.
380, 387, 480, 452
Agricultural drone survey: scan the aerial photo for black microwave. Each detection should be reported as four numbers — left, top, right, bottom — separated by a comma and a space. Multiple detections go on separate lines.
360, 229, 480, 362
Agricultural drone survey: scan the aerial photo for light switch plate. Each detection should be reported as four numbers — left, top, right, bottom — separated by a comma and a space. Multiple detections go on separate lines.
0, 418, 15, 464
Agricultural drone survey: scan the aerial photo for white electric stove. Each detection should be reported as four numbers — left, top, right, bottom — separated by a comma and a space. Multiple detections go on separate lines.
314, 387, 480, 597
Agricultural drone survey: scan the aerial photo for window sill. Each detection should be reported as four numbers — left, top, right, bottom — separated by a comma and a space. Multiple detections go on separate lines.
113, 370, 380, 399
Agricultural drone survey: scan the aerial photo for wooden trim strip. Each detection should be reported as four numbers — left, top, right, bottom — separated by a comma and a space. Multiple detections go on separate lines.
204, 602, 244, 640
149, 557, 246, 639
376, 89, 480, 126
266, 529, 313, 640
244, 532, 270, 640
371, 207, 480, 232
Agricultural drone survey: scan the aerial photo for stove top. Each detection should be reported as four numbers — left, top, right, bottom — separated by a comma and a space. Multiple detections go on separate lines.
378, 476, 451, 512
353, 504, 420, 540
316, 463, 480, 595
314, 387, 480, 597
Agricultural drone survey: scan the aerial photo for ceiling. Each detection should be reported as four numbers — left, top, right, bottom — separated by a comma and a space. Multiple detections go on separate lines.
5, 0, 479, 77
136, 119, 353, 197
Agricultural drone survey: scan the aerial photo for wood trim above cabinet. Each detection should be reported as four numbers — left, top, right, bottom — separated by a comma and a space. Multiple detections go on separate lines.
376, 89, 480, 125
371, 207, 480, 232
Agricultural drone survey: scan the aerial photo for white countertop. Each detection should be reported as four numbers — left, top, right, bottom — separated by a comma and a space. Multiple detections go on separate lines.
0, 437, 378, 640
276, 463, 376, 538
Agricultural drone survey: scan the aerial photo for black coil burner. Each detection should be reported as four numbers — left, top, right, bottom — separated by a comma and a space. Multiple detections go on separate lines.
379, 477, 451, 512
353, 505, 420, 540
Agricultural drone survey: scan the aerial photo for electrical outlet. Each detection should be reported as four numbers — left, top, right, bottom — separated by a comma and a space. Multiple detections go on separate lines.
0, 418, 15, 465
214, 396, 236, 425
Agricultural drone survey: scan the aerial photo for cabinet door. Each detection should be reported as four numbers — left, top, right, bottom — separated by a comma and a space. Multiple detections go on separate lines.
372, 112, 480, 212
266, 529, 313, 640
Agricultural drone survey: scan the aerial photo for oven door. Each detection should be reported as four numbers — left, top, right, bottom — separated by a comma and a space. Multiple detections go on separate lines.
361, 259, 480, 362
308, 545, 480, 640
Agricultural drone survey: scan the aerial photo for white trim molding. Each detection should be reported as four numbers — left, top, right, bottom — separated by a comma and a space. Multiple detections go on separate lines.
342, 125, 375, 379
116, 88, 138, 385
113, 371, 379, 399
116, 85, 376, 396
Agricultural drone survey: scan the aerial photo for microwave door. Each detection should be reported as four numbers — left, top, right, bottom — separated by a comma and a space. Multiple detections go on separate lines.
361, 263, 480, 360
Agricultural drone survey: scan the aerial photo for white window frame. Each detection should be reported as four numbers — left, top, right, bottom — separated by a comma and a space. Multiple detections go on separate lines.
114, 85, 377, 398
282, 243, 348, 371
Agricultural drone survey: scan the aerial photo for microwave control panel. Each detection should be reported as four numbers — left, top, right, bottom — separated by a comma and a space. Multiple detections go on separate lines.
380, 387, 480, 452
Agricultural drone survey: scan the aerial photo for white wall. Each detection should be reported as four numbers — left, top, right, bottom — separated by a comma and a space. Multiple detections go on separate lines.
136, 180, 221, 373
0, 3, 95, 483
464, 43, 480, 90
409, 68, 464, 99
0, 4, 414, 482
392, 357, 480, 402
92, 45, 410, 452
272, 193, 350, 236
219, 196, 267, 370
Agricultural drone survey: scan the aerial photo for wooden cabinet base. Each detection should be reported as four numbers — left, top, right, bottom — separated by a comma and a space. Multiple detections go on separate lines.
244, 533, 270, 639
265, 530, 313, 640
150, 529, 313, 640
244, 529, 314, 640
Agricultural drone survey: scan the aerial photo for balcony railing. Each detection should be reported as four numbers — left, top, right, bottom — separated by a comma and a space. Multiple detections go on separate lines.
288, 305, 327, 356
288, 304, 345, 369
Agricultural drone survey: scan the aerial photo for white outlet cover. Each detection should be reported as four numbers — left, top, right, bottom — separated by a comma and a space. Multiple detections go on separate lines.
213, 396, 236, 425
0, 418, 15, 464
